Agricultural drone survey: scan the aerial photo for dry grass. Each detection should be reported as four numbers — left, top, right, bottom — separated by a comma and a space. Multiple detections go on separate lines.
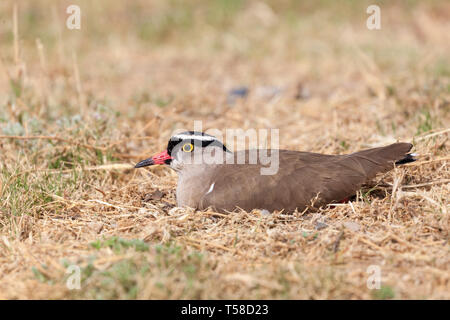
0, 0, 449, 299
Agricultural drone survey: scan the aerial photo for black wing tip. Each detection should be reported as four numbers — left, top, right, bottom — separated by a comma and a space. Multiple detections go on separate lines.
395, 153, 418, 165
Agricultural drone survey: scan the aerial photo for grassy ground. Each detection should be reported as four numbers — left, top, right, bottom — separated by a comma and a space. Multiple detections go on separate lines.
0, 0, 448, 299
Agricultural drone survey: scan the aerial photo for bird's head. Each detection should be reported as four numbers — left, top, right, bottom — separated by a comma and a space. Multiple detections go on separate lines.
134, 131, 230, 171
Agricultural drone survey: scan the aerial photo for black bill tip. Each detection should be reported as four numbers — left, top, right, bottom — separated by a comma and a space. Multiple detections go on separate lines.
134, 158, 154, 168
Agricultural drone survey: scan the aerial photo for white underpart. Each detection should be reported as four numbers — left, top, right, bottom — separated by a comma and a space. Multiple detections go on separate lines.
206, 182, 215, 195
169, 149, 184, 171
172, 134, 217, 141
410, 153, 419, 157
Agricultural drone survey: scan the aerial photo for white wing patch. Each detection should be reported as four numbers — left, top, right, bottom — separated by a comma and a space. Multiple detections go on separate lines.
206, 182, 215, 195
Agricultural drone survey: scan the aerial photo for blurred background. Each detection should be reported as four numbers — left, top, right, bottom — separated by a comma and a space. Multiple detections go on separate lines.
1, 0, 448, 151
0, 0, 449, 299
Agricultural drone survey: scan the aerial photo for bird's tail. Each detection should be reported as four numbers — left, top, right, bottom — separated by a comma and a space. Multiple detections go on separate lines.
345, 142, 415, 179
395, 152, 418, 165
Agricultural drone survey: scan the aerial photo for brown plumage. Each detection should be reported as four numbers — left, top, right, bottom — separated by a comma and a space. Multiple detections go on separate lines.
135, 132, 414, 213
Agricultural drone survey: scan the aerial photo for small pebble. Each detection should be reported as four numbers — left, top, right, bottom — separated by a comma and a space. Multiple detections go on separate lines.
315, 222, 328, 230
343, 221, 361, 232
144, 190, 164, 202
227, 86, 249, 105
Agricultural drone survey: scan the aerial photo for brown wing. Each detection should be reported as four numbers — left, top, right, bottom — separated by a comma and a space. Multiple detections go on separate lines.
198, 150, 335, 212
311, 142, 413, 205
199, 143, 412, 213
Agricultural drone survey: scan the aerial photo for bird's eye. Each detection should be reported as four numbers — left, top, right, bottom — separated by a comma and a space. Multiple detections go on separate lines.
182, 143, 194, 152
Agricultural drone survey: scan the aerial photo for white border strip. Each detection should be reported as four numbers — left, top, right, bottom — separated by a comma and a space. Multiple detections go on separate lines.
172, 134, 217, 141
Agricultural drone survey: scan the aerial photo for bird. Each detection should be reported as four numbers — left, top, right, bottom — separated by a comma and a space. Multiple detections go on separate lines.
135, 131, 416, 213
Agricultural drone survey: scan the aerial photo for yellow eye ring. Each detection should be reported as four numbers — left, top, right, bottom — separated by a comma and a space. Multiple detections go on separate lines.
182, 143, 194, 152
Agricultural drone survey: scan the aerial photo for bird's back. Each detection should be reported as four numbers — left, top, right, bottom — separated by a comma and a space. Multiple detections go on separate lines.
192, 143, 413, 213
